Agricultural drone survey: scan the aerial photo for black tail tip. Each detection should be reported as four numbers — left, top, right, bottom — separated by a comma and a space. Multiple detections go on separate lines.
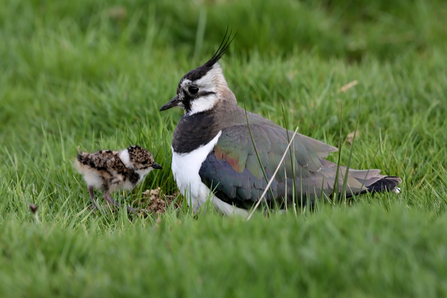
367, 176, 402, 193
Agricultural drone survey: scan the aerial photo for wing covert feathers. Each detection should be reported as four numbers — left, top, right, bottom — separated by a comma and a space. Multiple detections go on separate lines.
199, 124, 401, 209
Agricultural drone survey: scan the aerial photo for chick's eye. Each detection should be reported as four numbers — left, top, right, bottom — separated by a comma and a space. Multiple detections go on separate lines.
188, 86, 199, 94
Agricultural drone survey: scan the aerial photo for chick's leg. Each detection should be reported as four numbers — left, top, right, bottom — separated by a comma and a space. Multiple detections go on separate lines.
88, 186, 97, 209
103, 190, 137, 214
103, 190, 120, 207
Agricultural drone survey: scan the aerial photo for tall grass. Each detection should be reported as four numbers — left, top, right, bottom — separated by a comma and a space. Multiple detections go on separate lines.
1, 0, 447, 296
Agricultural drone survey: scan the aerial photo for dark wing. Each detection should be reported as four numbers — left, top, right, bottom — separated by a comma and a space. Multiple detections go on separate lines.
199, 124, 375, 209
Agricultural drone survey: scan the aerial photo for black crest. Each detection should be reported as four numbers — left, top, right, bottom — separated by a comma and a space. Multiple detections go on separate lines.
184, 29, 237, 81
204, 28, 237, 68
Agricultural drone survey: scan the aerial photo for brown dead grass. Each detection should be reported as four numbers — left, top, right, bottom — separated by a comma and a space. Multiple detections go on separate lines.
86, 189, 181, 216
137, 188, 181, 215
346, 130, 361, 145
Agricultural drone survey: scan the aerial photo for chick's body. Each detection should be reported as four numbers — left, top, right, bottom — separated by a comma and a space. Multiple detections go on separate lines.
76, 150, 139, 192
75, 145, 162, 211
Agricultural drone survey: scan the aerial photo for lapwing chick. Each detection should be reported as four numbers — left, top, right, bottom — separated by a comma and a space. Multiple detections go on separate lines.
75, 145, 162, 212
159, 31, 401, 216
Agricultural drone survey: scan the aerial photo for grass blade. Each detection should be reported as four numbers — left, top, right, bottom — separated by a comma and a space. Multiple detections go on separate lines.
247, 127, 299, 220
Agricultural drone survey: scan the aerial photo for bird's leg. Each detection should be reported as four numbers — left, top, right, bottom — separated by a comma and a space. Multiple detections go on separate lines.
103, 190, 120, 208
88, 186, 97, 209
103, 191, 137, 214
126, 205, 138, 214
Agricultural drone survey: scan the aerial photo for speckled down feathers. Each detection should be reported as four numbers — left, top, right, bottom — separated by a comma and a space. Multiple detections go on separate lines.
127, 145, 156, 170
75, 145, 156, 192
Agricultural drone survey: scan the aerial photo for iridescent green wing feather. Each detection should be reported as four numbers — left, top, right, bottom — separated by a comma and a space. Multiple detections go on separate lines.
199, 123, 344, 208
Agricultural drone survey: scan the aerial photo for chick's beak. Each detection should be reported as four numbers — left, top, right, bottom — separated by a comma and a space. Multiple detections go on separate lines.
152, 162, 163, 170
160, 96, 180, 111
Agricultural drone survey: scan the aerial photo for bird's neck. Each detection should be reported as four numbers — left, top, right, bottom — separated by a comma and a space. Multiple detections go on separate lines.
172, 86, 251, 154
172, 109, 221, 154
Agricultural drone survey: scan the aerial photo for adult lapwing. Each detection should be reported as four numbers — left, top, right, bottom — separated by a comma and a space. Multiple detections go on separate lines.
160, 33, 401, 216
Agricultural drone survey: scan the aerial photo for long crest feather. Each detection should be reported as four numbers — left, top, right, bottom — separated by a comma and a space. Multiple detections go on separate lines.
204, 28, 237, 67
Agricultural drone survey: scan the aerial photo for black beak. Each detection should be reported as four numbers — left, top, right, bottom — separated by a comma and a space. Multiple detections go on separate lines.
152, 162, 163, 170
160, 96, 180, 111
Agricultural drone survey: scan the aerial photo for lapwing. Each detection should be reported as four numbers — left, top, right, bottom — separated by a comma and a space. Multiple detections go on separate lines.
75, 145, 162, 212
160, 33, 401, 216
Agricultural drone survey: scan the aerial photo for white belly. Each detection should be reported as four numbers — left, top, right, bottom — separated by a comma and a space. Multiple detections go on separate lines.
171, 131, 248, 217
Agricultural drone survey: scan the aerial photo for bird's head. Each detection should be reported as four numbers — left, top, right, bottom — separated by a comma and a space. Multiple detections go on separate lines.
160, 31, 237, 116
120, 145, 162, 172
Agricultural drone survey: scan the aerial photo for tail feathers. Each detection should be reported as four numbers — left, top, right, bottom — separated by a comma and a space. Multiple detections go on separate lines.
76, 146, 85, 162
75, 150, 91, 173
366, 176, 402, 193
76, 152, 86, 163
321, 160, 402, 196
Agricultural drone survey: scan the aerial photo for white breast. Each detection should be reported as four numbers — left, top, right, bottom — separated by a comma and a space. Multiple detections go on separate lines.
135, 168, 152, 184
171, 131, 248, 217
172, 131, 221, 208
110, 168, 152, 192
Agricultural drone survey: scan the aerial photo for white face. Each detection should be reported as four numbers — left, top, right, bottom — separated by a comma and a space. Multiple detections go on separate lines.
179, 63, 227, 116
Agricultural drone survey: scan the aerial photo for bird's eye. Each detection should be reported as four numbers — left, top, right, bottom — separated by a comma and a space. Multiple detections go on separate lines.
188, 86, 199, 94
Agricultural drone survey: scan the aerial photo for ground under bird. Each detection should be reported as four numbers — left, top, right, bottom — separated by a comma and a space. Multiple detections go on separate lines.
160, 32, 401, 217
75, 145, 162, 212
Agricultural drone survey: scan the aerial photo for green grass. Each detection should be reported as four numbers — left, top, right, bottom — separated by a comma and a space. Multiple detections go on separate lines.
1, 0, 447, 296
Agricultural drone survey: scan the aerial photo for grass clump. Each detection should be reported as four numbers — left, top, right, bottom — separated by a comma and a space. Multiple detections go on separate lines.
1, 0, 447, 296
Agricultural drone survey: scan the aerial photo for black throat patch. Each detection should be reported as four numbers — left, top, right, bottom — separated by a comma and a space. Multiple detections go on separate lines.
172, 110, 221, 154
